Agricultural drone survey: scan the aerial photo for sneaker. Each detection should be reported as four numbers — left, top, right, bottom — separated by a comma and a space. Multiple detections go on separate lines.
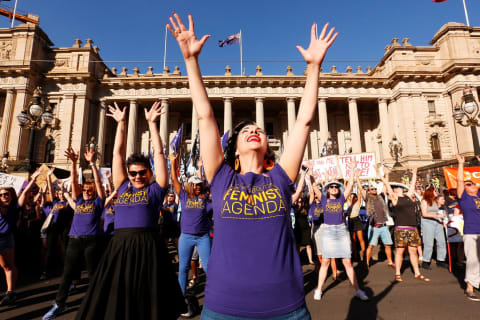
437, 261, 449, 269
180, 311, 193, 318
355, 289, 369, 301
465, 291, 480, 302
0, 291, 16, 305
421, 261, 431, 270
43, 302, 65, 319
313, 289, 322, 301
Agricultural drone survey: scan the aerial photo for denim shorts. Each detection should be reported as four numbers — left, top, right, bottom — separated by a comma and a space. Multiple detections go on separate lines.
320, 224, 351, 259
368, 225, 393, 246
0, 233, 14, 252
201, 304, 311, 320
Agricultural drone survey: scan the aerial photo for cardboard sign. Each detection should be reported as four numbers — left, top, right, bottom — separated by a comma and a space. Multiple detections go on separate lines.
338, 153, 377, 179
35, 164, 57, 191
0, 173, 25, 194
99, 167, 112, 186
303, 156, 340, 181
443, 166, 480, 189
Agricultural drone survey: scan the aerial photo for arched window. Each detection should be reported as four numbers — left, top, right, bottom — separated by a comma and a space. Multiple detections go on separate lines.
45, 138, 55, 163
431, 134, 441, 160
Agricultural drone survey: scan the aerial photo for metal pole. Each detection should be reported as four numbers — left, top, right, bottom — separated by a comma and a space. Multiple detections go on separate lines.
463, 0, 470, 27
25, 127, 35, 172
239, 30, 243, 75
10, 0, 18, 28
471, 125, 480, 156
163, 24, 167, 71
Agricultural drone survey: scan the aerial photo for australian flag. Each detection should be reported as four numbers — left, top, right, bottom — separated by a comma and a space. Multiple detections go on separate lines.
218, 33, 241, 47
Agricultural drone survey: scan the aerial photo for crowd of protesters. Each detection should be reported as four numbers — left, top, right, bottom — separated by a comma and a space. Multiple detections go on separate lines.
0, 12, 479, 320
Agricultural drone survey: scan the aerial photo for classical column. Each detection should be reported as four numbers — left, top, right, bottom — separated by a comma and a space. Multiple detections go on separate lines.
191, 104, 198, 139
57, 94, 75, 161
126, 99, 138, 157
286, 97, 296, 134
0, 89, 15, 155
96, 101, 107, 164
160, 98, 169, 152
348, 97, 362, 153
224, 97, 233, 134
70, 95, 90, 155
255, 97, 265, 130
318, 97, 329, 147
378, 98, 390, 159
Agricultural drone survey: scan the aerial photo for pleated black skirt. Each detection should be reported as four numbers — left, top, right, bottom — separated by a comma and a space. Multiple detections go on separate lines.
75, 228, 186, 320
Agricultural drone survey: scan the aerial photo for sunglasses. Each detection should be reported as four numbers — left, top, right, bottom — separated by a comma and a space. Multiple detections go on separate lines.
368, 188, 377, 191
465, 183, 475, 187
329, 185, 339, 189
83, 189, 94, 193
128, 169, 148, 177
0, 193, 9, 197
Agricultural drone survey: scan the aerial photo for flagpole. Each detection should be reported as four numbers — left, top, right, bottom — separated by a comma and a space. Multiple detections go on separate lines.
10, 0, 18, 28
163, 24, 168, 71
462, 0, 470, 27
239, 30, 243, 75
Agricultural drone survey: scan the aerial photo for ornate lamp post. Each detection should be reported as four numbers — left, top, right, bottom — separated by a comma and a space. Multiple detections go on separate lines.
453, 87, 480, 161
0, 152, 8, 173
389, 135, 403, 168
16, 87, 54, 172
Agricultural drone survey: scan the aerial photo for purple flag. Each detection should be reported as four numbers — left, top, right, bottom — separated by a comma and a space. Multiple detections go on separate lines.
221, 130, 230, 152
170, 124, 184, 155
218, 33, 241, 47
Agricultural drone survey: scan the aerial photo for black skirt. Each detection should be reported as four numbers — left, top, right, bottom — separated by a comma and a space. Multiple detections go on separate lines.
75, 228, 186, 320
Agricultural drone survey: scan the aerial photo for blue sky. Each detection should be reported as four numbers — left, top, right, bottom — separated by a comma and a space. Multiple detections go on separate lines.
0, 0, 479, 75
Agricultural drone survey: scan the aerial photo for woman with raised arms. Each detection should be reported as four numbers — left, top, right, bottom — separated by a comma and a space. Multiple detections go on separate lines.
168, 12, 337, 319
74, 102, 185, 320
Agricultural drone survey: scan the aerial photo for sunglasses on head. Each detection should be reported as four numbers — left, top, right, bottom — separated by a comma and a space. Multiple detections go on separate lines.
0, 192, 9, 197
128, 169, 148, 177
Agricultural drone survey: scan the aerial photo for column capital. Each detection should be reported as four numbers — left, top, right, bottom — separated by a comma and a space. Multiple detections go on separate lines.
318, 96, 328, 102
348, 97, 359, 103
255, 97, 265, 102
160, 98, 169, 104
129, 99, 138, 104
64, 93, 76, 99
378, 98, 388, 104
6, 89, 15, 94
223, 97, 233, 102
286, 97, 297, 103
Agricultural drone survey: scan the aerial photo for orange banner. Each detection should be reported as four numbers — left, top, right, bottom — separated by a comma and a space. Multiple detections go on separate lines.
443, 166, 480, 189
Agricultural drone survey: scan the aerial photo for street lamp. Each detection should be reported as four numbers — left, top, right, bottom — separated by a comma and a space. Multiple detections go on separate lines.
15, 87, 54, 172
389, 135, 403, 168
453, 86, 480, 159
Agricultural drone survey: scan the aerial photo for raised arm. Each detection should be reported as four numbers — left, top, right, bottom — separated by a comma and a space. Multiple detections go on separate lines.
46, 167, 54, 202
104, 190, 117, 207
343, 160, 356, 199
292, 169, 307, 204
356, 171, 366, 201
85, 147, 106, 200
406, 168, 417, 199
18, 170, 41, 207
65, 148, 80, 199
168, 153, 182, 195
107, 102, 128, 190
378, 165, 397, 205
145, 101, 168, 187
456, 154, 465, 198
279, 23, 338, 181
168, 13, 222, 182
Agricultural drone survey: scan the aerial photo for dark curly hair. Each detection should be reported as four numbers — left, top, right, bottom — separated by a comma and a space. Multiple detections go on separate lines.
224, 120, 276, 173
126, 153, 151, 170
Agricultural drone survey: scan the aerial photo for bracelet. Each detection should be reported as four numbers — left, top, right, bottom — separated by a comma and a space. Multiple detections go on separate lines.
89, 162, 96, 167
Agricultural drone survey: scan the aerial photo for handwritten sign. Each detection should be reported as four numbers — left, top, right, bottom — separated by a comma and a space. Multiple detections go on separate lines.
99, 167, 112, 186
444, 215, 464, 243
35, 164, 57, 191
0, 173, 25, 194
338, 153, 376, 179
303, 156, 340, 181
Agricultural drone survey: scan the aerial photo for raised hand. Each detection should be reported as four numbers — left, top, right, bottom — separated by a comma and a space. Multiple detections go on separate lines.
84, 146, 96, 163
64, 148, 79, 163
47, 167, 55, 176
144, 101, 165, 123
31, 169, 41, 180
296, 22, 338, 66
106, 102, 126, 123
456, 153, 465, 165
167, 12, 210, 60
168, 153, 178, 162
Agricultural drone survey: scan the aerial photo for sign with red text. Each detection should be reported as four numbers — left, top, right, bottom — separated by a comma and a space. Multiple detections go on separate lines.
303, 156, 341, 181
443, 166, 480, 189
338, 153, 376, 179
444, 215, 464, 243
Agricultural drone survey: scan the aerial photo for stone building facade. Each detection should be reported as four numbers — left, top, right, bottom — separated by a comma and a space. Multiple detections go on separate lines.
0, 22, 480, 172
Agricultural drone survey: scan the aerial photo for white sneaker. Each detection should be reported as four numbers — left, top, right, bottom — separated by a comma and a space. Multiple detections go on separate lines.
313, 289, 322, 300
355, 289, 369, 301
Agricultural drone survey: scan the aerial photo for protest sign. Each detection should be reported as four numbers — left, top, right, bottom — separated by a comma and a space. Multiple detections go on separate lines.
35, 164, 57, 191
444, 215, 464, 243
0, 173, 25, 194
443, 166, 480, 189
99, 167, 112, 186
303, 156, 340, 181
338, 153, 376, 179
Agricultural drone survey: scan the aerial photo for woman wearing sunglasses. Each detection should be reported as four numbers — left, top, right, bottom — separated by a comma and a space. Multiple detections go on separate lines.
168, 12, 337, 318
456, 154, 480, 301
74, 102, 185, 320
43, 147, 105, 319
0, 187, 18, 305
313, 162, 369, 301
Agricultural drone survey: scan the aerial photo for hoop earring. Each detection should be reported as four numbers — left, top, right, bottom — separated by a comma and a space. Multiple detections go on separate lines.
263, 158, 274, 171
235, 157, 240, 171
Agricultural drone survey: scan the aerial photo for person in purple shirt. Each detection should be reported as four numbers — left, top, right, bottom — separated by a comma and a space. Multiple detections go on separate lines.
168, 12, 337, 319
74, 101, 186, 320
161, 191, 180, 252
0, 187, 19, 306
101, 190, 117, 238
170, 153, 211, 299
43, 147, 105, 320
313, 162, 369, 302
456, 154, 480, 301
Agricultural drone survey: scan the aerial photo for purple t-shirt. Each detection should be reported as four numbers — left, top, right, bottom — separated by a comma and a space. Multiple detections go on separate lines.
102, 202, 115, 235
0, 202, 18, 235
45, 200, 71, 225
114, 180, 166, 230
162, 202, 179, 224
179, 189, 210, 234
205, 162, 305, 318
69, 196, 104, 236
321, 194, 346, 225
458, 190, 480, 234
309, 201, 323, 224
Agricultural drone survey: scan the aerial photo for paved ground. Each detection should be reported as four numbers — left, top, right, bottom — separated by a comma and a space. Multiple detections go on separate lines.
1, 258, 479, 320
